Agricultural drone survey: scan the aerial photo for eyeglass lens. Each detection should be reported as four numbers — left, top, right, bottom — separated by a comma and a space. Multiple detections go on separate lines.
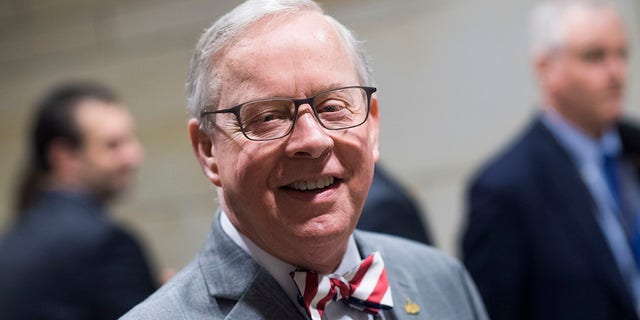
239, 87, 369, 140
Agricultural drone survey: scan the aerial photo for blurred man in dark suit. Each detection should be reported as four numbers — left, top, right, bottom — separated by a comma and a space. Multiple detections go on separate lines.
0, 81, 157, 319
461, 1, 640, 319
358, 164, 433, 244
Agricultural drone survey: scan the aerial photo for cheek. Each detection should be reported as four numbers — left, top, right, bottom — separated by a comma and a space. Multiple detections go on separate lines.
579, 73, 604, 92
337, 130, 376, 189
85, 149, 114, 172
217, 142, 280, 197
570, 64, 607, 91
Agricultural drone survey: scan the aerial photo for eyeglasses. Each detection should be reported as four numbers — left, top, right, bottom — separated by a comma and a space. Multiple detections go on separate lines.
200, 86, 376, 141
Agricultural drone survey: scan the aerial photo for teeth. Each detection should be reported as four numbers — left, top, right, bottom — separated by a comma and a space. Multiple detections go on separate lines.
288, 177, 335, 191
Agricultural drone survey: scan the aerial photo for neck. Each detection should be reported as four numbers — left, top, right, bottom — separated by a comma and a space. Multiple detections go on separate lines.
250, 230, 350, 274
294, 239, 350, 274
222, 202, 352, 274
542, 101, 608, 139
258, 233, 350, 274
45, 178, 108, 206
46, 177, 84, 194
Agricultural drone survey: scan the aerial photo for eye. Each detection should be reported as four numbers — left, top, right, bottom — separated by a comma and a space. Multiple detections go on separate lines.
244, 108, 290, 125
580, 48, 605, 63
317, 100, 349, 113
239, 100, 293, 137
106, 139, 121, 150
618, 47, 628, 60
259, 113, 277, 123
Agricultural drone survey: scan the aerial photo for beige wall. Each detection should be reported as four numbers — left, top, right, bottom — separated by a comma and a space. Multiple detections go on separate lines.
1, 0, 639, 275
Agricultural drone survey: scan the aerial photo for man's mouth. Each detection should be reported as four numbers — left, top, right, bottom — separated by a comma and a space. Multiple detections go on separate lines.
285, 177, 336, 191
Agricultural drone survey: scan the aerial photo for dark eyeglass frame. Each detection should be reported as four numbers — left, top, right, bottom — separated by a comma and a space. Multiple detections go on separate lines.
200, 85, 377, 141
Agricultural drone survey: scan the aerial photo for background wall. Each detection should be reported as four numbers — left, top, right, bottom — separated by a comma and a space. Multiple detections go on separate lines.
1, 0, 639, 275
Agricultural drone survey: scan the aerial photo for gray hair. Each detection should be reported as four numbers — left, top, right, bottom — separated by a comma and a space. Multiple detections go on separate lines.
529, 0, 619, 57
186, 0, 375, 121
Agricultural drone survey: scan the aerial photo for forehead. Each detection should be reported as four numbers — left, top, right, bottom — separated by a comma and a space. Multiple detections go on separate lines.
218, 11, 359, 98
74, 99, 133, 141
562, 7, 627, 49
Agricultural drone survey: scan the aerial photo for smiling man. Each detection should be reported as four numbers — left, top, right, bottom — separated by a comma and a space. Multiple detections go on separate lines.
123, 1, 487, 319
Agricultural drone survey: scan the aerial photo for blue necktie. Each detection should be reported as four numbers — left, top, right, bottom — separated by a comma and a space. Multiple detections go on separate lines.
602, 154, 640, 270
602, 154, 622, 207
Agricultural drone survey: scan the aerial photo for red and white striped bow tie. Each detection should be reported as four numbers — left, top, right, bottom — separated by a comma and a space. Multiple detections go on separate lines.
290, 251, 394, 320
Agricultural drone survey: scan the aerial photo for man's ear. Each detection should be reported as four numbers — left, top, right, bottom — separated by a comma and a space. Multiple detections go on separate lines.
368, 96, 380, 162
47, 138, 81, 183
534, 52, 554, 84
188, 119, 221, 186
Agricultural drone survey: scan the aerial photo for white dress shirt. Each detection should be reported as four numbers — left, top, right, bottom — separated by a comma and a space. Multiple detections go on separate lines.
220, 211, 386, 319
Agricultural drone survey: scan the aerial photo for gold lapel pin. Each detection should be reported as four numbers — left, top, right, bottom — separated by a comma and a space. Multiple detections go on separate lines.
404, 298, 420, 315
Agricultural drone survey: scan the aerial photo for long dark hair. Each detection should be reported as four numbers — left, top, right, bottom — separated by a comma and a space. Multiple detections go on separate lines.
14, 81, 119, 214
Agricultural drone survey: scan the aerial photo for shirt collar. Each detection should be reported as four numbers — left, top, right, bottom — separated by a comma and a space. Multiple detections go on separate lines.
220, 210, 363, 304
542, 108, 621, 165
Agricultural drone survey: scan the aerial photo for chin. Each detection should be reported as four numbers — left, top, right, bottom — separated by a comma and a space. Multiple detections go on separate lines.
603, 111, 623, 128
296, 216, 353, 243
101, 185, 129, 202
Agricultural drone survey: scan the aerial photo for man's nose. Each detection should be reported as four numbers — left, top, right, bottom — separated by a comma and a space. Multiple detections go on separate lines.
607, 52, 627, 85
284, 105, 334, 159
121, 138, 143, 168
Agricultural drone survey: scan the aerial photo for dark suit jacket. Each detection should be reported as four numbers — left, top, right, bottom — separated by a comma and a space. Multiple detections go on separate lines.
123, 211, 488, 319
358, 165, 432, 244
0, 190, 157, 320
461, 116, 640, 320
621, 119, 640, 175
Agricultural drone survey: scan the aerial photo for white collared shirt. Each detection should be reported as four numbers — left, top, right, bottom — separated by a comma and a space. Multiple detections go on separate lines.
543, 109, 640, 315
220, 211, 385, 319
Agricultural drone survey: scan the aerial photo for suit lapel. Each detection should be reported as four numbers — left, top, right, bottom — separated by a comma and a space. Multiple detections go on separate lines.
198, 212, 306, 320
354, 232, 417, 320
384, 280, 421, 320
533, 119, 637, 315
224, 269, 305, 320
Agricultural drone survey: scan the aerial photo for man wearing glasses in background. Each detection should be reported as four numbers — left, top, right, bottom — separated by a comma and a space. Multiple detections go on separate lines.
123, 0, 487, 319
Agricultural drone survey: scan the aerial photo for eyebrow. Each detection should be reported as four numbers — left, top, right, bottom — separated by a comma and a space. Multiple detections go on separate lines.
267, 82, 354, 99
218, 82, 358, 110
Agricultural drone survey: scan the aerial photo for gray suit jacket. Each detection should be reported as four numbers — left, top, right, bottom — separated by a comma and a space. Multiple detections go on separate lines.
122, 212, 487, 319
